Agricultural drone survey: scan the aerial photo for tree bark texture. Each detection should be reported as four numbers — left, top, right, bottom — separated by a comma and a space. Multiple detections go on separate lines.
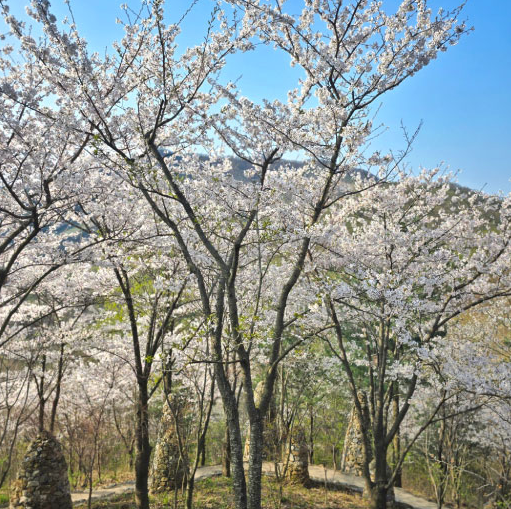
222, 426, 231, 477
247, 417, 264, 509
134, 382, 151, 509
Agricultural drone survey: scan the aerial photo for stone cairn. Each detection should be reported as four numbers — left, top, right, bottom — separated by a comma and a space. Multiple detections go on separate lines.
340, 393, 394, 504
243, 381, 277, 462
340, 392, 372, 476
10, 431, 72, 509
150, 403, 187, 493
283, 426, 310, 487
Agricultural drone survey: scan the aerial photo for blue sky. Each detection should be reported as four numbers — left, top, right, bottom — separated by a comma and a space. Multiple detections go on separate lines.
5, 0, 511, 193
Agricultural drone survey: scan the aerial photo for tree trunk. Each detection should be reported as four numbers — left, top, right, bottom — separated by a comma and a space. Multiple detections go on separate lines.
97, 445, 102, 482
215, 379, 248, 509
435, 413, 447, 509
367, 442, 395, 509
200, 441, 206, 466
222, 426, 231, 477
50, 344, 65, 434
134, 382, 151, 509
247, 417, 264, 509
391, 394, 402, 488
309, 405, 314, 465
128, 438, 135, 470
37, 354, 47, 432
370, 484, 390, 509
68, 448, 75, 485
186, 474, 195, 509
87, 470, 94, 509
227, 410, 248, 509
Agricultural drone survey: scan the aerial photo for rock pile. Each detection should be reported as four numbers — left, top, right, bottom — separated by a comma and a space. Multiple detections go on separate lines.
340, 393, 395, 505
284, 427, 310, 487
9, 431, 72, 509
243, 381, 277, 462
150, 404, 187, 493
340, 392, 372, 476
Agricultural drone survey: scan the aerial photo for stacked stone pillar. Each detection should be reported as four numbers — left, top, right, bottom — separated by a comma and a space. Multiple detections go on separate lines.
283, 426, 310, 486
340, 392, 373, 476
243, 381, 277, 461
341, 392, 395, 505
9, 431, 72, 509
150, 403, 187, 493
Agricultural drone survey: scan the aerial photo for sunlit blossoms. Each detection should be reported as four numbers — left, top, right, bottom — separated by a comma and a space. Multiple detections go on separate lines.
0, 2, 509, 509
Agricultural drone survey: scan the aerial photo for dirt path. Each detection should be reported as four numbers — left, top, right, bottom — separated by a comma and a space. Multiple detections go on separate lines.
72, 480, 136, 505
305, 465, 436, 509
72, 463, 435, 508
71, 466, 223, 505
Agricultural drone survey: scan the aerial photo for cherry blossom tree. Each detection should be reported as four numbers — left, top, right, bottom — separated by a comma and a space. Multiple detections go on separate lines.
314, 173, 511, 507
0, 46, 94, 349
159, 338, 216, 509
0, 346, 35, 488
1, 1, 472, 509
438, 301, 511, 507
0, 260, 102, 487
404, 312, 511, 509
58, 224, 190, 507
93, 254, 188, 508
58, 352, 134, 509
